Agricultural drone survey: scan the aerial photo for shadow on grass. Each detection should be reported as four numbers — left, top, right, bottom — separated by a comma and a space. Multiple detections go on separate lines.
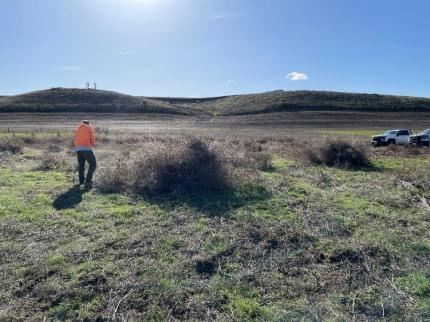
329, 164, 381, 172
53, 185, 88, 210
141, 184, 272, 217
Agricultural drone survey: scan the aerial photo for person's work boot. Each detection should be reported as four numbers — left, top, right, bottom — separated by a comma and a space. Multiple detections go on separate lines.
84, 181, 93, 190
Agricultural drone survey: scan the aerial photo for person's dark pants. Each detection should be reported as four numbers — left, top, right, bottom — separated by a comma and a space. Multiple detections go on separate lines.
76, 151, 97, 185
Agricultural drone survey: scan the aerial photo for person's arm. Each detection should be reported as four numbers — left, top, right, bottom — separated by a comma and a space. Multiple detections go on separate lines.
90, 127, 95, 145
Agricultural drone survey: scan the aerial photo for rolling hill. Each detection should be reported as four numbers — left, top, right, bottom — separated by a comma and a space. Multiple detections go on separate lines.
170, 90, 430, 115
2, 87, 430, 116
0, 88, 195, 115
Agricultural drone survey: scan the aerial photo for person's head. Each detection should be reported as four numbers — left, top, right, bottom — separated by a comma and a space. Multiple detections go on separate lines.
82, 120, 90, 125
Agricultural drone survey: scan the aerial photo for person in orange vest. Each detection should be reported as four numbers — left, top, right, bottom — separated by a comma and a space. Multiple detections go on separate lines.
74, 120, 96, 188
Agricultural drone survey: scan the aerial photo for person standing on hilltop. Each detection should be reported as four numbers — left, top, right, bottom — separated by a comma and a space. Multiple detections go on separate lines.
74, 120, 96, 188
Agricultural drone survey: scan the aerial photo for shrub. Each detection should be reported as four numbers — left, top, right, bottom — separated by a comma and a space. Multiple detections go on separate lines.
45, 143, 62, 153
255, 153, 275, 171
133, 139, 230, 194
218, 144, 273, 171
36, 153, 72, 171
115, 135, 140, 145
21, 135, 38, 145
307, 140, 373, 169
0, 138, 23, 155
243, 140, 263, 152
98, 139, 231, 195
97, 157, 130, 193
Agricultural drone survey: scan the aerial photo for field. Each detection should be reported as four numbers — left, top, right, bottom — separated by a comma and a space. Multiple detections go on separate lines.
3, 111, 430, 133
1, 115, 430, 321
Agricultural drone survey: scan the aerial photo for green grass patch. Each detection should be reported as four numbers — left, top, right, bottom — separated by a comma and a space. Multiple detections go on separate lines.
228, 296, 271, 322
271, 155, 294, 169
47, 254, 66, 266
396, 272, 430, 297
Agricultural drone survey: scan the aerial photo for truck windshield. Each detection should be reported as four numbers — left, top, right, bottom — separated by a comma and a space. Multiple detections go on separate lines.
383, 130, 397, 136
419, 129, 430, 135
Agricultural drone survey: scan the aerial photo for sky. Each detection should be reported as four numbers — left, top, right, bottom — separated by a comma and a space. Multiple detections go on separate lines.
0, 0, 429, 97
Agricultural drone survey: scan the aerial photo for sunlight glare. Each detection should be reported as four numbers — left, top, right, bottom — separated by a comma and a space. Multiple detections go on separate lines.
129, 0, 159, 5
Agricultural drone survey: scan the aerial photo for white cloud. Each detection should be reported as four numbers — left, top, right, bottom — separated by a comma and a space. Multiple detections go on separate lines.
116, 50, 137, 56
286, 72, 308, 81
226, 79, 235, 84
57, 66, 81, 72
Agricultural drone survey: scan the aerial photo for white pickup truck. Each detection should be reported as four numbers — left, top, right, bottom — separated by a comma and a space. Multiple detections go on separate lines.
371, 129, 412, 147
409, 129, 430, 147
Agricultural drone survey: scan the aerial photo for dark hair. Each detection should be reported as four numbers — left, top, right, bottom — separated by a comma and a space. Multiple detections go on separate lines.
83, 120, 90, 125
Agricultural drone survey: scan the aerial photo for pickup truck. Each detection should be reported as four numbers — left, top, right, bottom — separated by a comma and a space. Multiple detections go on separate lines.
371, 129, 412, 147
409, 128, 430, 147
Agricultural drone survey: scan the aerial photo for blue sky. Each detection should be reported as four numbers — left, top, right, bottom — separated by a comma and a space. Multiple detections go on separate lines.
1, 0, 429, 97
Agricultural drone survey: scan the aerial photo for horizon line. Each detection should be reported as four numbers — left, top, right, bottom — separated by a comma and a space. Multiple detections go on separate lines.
1, 87, 430, 100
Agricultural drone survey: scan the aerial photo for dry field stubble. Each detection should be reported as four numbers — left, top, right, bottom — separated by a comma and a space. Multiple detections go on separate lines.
3, 111, 430, 133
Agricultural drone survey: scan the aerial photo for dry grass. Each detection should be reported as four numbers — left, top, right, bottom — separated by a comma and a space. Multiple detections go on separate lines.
31, 142, 75, 172
306, 139, 373, 169
0, 137, 23, 155
36, 153, 73, 172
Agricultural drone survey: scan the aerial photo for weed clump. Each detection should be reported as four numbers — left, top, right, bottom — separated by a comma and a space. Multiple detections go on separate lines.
307, 140, 373, 169
98, 139, 230, 195
36, 153, 71, 171
256, 153, 275, 171
97, 157, 130, 193
34, 144, 75, 172
138, 139, 229, 194
45, 143, 62, 153
219, 141, 274, 171
0, 137, 23, 155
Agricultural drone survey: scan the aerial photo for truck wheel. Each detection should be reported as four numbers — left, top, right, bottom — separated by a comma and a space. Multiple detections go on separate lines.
387, 139, 395, 145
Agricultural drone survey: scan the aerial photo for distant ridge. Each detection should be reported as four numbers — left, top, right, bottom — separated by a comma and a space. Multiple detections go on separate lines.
171, 90, 430, 115
1, 88, 430, 115
0, 88, 196, 115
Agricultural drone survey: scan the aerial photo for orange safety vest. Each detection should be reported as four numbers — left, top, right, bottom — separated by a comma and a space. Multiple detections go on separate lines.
74, 123, 95, 148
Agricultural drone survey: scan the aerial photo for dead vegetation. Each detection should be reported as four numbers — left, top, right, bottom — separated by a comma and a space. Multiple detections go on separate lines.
96, 135, 298, 196
307, 139, 374, 169
36, 152, 74, 172
98, 138, 230, 195
0, 137, 23, 155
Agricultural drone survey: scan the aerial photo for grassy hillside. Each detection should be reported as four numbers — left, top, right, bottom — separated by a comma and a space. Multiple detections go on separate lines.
142, 95, 229, 105
0, 88, 196, 115
182, 90, 430, 115
2, 88, 430, 116
0, 132, 429, 321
